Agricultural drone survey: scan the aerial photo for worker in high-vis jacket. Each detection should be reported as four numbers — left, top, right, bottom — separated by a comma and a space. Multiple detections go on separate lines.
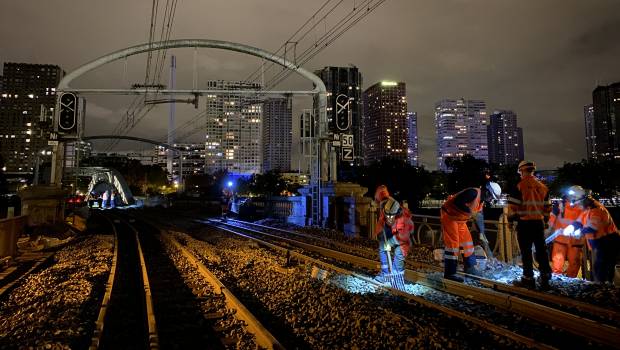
507, 160, 552, 290
565, 186, 620, 283
372, 196, 414, 282
547, 193, 584, 278
440, 187, 483, 282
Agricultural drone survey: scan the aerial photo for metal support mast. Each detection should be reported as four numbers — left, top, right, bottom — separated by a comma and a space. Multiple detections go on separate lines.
167, 55, 176, 183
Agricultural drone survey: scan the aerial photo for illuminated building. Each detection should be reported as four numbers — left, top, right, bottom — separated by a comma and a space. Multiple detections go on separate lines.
204, 80, 263, 175
262, 96, 292, 172
584, 104, 596, 159
590, 83, 620, 160
407, 112, 419, 166
362, 81, 408, 164
0, 62, 63, 173
487, 110, 524, 166
435, 98, 488, 171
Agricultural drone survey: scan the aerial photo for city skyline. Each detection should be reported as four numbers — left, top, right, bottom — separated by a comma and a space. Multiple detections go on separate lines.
1, 1, 620, 169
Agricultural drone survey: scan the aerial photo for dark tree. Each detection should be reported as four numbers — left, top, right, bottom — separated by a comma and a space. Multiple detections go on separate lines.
444, 155, 489, 193
550, 159, 620, 197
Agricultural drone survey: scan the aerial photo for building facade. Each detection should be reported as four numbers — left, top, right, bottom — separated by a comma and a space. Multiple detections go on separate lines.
155, 143, 206, 178
204, 80, 263, 175
0, 63, 63, 173
487, 110, 524, 166
406, 112, 419, 166
362, 81, 408, 164
590, 83, 620, 160
262, 96, 292, 172
314, 66, 363, 168
584, 104, 596, 159
435, 98, 488, 171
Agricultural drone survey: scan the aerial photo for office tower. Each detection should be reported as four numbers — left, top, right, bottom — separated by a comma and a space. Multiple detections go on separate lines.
487, 110, 525, 166
0, 62, 63, 173
435, 98, 488, 171
204, 80, 263, 175
315, 66, 363, 168
407, 112, 419, 166
262, 96, 292, 172
584, 104, 596, 159
362, 81, 408, 164
590, 83, 620, 159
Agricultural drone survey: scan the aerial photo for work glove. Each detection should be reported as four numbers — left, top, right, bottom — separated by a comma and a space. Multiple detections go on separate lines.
562, 225, 575, 237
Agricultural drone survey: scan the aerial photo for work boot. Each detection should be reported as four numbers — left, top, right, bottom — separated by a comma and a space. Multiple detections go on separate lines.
373, 274, 388, 284
444, 274, 464, 283
464, 266, 482, 276
512, 276, 535, 289
539, 272, 552, 291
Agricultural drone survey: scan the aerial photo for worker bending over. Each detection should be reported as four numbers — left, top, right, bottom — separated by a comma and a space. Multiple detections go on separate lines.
566, 186, 620, 283
507, 160, 552, 290
441, 187, 483, 282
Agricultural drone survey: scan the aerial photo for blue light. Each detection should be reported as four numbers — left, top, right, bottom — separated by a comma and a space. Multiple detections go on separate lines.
227, 181, 233, 188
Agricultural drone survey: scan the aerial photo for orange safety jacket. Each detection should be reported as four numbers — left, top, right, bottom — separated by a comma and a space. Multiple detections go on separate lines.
441, 188, 483, 222
507, 175, 551, 221
574, 200, 619, 249
549, 200, 584, 246
373, 207, 414, 256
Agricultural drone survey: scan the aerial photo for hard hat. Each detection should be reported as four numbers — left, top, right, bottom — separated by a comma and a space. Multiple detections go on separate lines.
566, 185, 588, 203
518, 160, 536, 171
381, 197, 401, 216
486, 181, 502, 200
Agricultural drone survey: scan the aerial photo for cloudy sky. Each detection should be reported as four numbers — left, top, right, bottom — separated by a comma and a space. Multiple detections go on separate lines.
2, 0, 619, 170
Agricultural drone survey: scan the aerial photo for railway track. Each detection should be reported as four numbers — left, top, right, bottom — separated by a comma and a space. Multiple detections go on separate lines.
205, 218, 620, 349
91, 213, 281, 349
226, 218, 620, 325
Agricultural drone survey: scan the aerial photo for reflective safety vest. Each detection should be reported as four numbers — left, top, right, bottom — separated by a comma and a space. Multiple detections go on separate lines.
508, 175, 550, 221
577, 200, 619, 247
441, 188, 482, 222
550, 199, 584, 245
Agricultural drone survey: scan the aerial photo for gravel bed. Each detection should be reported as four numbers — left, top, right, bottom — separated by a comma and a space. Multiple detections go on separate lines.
253, 218, 620, 314
156, 232, 258, 348
0, 235, 114, 350
170, 227, 549, 349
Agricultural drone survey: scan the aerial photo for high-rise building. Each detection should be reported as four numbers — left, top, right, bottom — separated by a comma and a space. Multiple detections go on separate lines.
315, 66, 363, 168
204, 80, 263, 175
155, 143, 206, 178
262, 96, 292, 172
406, 112, 419, 166
584, 104, 596, 159
0, 63, 63, 173
435, 98, 488, 171
487, 110, 524, 166
590, 83, 620, 160
362, 81, 408, 164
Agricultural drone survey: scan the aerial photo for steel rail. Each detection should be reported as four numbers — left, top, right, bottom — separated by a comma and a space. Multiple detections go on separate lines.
209, 219, 620, 349
89, 216, 120, 349
130, 222, 160, 349
230, 218, 620, 324
203, 220, 555, 350
160, 231, 284, 350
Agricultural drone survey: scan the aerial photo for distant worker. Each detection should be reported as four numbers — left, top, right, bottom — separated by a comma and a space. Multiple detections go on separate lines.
547, 193, 584, 278
221, 188, 233, 221
372, 196, 414, 284
102, 190, 109, 209
565, 186, 620, 283
507, 160, 552, 290
441, 187, 484, 282
110, 190, 116, 209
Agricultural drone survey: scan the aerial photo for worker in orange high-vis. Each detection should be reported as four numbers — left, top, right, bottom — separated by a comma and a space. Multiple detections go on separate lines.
547, 194, 584, 278
565, 186, 620, 283
507, 160, 552, 290
441, 187, 483, 282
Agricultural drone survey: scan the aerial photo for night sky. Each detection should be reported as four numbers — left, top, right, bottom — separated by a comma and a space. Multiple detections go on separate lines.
2, 0, 619, 170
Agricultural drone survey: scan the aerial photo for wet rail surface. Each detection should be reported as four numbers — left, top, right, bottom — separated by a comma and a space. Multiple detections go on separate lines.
203, 218, 620, 349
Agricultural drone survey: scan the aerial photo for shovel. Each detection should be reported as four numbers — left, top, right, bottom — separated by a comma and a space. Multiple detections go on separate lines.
382, 231, 406, 291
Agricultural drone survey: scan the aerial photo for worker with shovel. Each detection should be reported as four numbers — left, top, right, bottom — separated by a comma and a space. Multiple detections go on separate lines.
372, 196, 413, 290
441, 187, 484, 282
546, 192, 584, 278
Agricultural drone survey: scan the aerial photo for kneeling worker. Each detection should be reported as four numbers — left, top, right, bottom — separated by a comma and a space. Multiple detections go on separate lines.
441, 187, 483, 282
547, 193, 584, 278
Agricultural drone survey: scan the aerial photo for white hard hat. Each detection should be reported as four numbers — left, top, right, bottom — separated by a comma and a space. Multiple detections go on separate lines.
566, 185, 588, 203
518, 160, 536, 171
486, 181, 502, 200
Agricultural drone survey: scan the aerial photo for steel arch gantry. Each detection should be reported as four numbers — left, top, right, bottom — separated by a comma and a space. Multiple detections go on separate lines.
54, 39, 330, 225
